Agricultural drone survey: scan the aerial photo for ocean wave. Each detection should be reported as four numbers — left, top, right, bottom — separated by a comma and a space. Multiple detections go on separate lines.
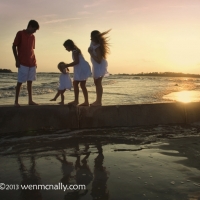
102, 80, 116, 85
0, 91, 15, 98
132, 77, 141, 79
0, 87, 55, 98
46, 81, 58, 85
0, 86, 16, 90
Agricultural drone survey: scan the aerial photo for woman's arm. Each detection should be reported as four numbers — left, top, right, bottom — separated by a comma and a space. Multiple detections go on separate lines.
88, 47, 102, 64
61, 67, 69, 74
65, 51, 80, 68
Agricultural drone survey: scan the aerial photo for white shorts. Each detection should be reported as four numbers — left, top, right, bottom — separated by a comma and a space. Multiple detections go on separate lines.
18, 65, 36, 83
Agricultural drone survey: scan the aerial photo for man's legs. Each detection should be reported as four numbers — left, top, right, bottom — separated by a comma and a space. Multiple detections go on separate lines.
15, 82, 22, 106
27, 81, 38, 105
27, 66, 38, 105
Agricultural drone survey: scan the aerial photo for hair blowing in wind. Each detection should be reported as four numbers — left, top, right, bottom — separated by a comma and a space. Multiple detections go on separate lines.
91, 29, 111, 59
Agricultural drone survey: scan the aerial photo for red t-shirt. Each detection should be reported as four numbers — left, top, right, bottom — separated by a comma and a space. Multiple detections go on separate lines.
13, 30, 36, 67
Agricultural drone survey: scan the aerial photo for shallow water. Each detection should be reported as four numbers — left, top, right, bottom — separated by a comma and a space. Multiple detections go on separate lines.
163, 90, 200, 103
0, 126, 200, 200
1, 73, 200, 105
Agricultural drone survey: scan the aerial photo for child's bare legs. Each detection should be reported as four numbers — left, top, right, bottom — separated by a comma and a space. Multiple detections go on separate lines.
68, 81, 79, 105
50, 90, 65, 105
79, 81, 89, 106
27, 81, 38, 105
59, 90, 66, 105
15, 82, 22, 106
90, 77, 103, 106
50, 91, 61, 101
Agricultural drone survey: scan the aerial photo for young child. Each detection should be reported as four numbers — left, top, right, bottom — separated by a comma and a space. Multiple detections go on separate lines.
63, 39, 91, 106
12, 20, 40, 106
88, 30, 111, 106
50, 62, 72, 105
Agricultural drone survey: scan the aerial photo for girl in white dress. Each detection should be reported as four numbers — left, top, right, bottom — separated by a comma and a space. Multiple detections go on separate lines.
88, 30, 111, 106
50, 62, 72, 105
63, 39, 91, 106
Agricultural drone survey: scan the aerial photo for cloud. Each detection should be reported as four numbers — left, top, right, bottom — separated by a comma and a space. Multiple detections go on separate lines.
107, 10, 125, 14
129, 4, 200, 12
42, 17, 81, 24
38, 14, 57, 18
84, 2, 100, 8
52, 31, 70, 34
77, 11, 92, 15
84, 0, 106, 8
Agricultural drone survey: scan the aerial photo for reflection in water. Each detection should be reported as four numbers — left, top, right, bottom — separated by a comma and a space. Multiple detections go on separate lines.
65, 144, 93, 200
18, 155, 42, 200
75, 153, 93, 187
91, 143, 109, 200
56, 150, 74, 185
0, 126, 200, 200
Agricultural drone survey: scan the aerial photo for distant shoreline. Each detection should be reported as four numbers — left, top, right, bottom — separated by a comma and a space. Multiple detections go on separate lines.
118, 72, 200, 78
1, 70, 200, 78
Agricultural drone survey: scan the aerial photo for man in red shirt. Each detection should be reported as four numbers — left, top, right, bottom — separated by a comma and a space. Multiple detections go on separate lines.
12, 20, 40, 106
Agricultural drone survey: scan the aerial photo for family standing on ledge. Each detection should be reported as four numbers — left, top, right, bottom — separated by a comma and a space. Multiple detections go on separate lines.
12, 20, 111, 107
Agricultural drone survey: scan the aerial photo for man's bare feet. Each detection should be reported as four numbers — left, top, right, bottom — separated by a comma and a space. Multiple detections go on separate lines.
50, 98, 56, 101
14, 102, 20, 107
90, 101, 102, 106
28, 101, 39, 106
68, 101, 79, 106
58, 102, 64, 105
79, 102, 89, 106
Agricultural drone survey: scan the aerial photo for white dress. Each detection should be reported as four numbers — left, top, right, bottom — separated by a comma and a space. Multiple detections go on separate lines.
72, 50, 92, 81
58, 72, 72, 90
90, 43, 109, 79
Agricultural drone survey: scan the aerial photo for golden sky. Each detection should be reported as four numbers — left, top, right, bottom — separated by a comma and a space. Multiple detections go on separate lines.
1, 0, 200, 74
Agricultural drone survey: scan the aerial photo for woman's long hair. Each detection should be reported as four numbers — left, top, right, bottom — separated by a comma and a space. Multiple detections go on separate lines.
91, 29, 111, 59
63, 39, 81, 53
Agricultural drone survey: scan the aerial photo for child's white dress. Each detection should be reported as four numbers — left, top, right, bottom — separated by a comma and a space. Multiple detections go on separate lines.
90, 43, 109, 79
58, 72, 72, 90
72, 50, 92, 81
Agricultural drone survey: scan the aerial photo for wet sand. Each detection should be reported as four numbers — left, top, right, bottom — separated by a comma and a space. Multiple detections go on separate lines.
0, 125, 200, 200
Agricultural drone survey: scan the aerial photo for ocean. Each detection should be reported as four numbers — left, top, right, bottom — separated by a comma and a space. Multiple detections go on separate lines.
1, 72, 200, 105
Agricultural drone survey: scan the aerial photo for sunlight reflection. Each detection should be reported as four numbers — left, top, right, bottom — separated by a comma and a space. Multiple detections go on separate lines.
175, 91, 194, 103
163, 90, 200, 103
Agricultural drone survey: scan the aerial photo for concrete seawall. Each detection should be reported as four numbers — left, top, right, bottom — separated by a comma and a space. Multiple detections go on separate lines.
1, 102, 200, 133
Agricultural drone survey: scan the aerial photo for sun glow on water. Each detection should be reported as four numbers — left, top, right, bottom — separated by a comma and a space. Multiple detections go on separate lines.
163, 91, 200, 103
175, 91, 195, 103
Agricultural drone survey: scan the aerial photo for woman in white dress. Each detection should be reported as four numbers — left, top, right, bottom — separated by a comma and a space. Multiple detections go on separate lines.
50, 62, 72, 105
63, 39, 92, 106
88, 30, 111, 106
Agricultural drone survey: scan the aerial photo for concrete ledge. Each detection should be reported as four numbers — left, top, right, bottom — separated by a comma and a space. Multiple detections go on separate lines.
0, 105, 78, 133
184, 102, 200, 124
79, 103, 186, 128
1, 102, 200, 133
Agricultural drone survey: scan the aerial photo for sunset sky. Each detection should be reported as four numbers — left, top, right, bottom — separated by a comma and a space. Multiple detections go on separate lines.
1, 0, 200, 74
